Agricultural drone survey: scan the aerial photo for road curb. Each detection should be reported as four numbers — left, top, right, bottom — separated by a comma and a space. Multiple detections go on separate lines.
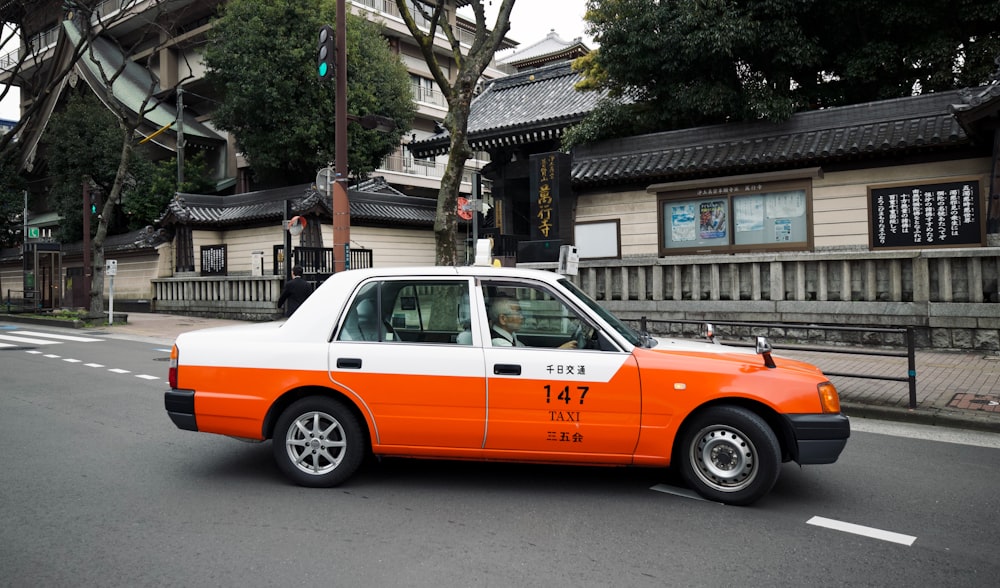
841, 401, 1000, 434
0, 314, 84, 329
0, 313, 128, 330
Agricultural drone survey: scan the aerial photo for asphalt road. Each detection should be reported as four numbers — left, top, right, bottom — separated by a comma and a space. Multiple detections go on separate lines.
2, 325, 999, 587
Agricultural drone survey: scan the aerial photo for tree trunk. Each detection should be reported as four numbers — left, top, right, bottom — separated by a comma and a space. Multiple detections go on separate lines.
434, 89, 474, 266
88, 129, 135, 320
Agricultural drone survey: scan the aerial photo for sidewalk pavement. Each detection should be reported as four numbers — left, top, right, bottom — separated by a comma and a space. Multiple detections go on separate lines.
4, 312, 999, 434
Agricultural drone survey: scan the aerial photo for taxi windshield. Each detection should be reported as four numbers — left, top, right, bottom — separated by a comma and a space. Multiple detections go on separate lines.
558, 278, 648, 347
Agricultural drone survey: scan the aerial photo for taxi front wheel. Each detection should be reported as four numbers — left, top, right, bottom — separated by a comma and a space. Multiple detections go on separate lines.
272, 397, 364, 488
678, 406, 781, 506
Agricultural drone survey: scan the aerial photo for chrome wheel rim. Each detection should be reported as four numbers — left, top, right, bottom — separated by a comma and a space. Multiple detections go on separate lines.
284, 410, 347, 476
690, 424, 758, 492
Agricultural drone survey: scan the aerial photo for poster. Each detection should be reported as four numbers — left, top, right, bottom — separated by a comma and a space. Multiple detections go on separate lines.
699, 201, 727, 239
670, 204, 696, 242
735, 195, 764, 232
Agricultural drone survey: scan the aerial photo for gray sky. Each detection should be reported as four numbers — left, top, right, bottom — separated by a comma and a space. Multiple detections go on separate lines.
474, 0, 594, 53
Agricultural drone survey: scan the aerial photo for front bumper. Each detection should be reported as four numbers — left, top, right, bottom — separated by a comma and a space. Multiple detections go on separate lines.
784, 414, 850, 464
164, 389, 198, 431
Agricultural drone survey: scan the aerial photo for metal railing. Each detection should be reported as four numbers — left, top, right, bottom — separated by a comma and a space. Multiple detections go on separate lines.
273, 246, 374, 280
638, 317, 918, 409
4, 289, 42, 313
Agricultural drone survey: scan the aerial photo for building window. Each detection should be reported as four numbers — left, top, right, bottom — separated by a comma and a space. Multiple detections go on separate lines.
654, 173, 816, 255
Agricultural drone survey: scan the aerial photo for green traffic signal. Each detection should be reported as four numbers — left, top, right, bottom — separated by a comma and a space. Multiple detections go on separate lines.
317, 25, 335, 82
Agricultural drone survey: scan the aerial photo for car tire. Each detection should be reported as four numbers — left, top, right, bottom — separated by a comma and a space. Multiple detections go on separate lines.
678, 406, 781, 506
272, 396, 364, 488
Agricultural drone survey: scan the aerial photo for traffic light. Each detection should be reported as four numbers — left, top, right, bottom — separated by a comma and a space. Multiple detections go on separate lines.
90, 191, 101, 217
317, 24, 335, 81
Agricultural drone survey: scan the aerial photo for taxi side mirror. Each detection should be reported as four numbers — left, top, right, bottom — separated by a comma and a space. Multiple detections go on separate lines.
755, 336, 776, 369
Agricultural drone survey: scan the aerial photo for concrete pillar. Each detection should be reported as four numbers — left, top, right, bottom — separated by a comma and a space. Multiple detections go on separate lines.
865, 260, 877, 301
818, 261, 828, 301
912, 256, 930, 302
939, 258, 952, 302
840, 260, 851, 302
969, 257, 983, 303
652, 265, 663, 301
770, 261, 784, 301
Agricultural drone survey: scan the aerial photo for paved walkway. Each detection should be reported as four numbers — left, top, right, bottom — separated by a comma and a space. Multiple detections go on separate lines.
5, 312, 1000, 433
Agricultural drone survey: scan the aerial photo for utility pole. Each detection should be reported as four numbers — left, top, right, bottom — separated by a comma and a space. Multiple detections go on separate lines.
332, 0, 349, 272
176, 86, 185, 186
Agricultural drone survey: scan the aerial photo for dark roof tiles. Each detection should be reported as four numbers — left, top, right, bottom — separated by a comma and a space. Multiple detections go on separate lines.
411, 62, 606, 156
572, 90, 980, 186
160, 177, 439, 228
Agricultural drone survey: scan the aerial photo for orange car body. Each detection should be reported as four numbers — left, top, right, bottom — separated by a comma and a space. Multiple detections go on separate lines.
166, 266, 848, 499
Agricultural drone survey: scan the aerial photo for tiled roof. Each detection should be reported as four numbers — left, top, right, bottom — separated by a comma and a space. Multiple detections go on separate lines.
498, 30, 590, 69
159, 177, 439, 228
572, 89, 984, 187
952, 83, 1000, 135
59, 227, 168, 255
410, 61, 607, 157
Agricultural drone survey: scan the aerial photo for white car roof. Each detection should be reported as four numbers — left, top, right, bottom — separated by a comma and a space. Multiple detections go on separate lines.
279, 265, 571, 340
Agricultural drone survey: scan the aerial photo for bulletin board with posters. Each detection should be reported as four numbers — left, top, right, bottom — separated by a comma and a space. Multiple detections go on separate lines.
867, 177, 985, 249
657, 177, 813, 255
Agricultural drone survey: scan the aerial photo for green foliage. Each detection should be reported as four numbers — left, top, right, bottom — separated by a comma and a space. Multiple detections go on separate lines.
122, 151, 215, 231
0, 153, 26, 249
204, 0, 415, 187
42, 90, 154, 242
569, 0, 1000, 146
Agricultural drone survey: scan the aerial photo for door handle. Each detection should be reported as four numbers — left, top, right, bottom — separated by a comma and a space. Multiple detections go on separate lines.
337, 358, 362, 369
493, 363, 521, 376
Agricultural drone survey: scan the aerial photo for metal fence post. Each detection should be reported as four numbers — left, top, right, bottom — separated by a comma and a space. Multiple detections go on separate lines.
907, 327, 917, 409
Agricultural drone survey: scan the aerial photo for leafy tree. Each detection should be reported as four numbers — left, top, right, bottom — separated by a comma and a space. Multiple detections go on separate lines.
394, 0, 515, 266
567, 0, 1000, 147
42, 90, 153, 243
123, 151, 215, 231
799, 0, 1000, 106
203, 0, 414, 187
0, 154, 26, 249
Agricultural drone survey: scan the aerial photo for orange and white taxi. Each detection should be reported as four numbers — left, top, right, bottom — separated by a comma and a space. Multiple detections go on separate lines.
165, 265, 849, 505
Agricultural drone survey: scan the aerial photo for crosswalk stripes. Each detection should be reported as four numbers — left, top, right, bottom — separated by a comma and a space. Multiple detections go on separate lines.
0, 329, 104, 348
2, 328, 163, 381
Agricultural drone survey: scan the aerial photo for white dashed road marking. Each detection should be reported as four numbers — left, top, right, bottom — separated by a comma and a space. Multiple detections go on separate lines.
8, 330, 164, 380
807, 516, 916, 546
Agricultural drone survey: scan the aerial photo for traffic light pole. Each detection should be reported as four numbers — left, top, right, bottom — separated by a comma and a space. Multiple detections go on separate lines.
332, 0, 349, 273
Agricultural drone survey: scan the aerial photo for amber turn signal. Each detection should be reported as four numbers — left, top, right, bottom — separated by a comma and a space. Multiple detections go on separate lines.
168, 345, 179, 389
817, 382, 841, 413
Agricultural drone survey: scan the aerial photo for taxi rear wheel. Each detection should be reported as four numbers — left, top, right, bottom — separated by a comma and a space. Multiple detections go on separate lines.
678, 406, 780, 506
272, 397, 364, 488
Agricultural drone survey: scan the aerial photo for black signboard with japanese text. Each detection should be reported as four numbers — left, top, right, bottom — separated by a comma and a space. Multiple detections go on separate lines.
868, 177, 985, 249
529, 152, 570, 241
200, 244, 228, 276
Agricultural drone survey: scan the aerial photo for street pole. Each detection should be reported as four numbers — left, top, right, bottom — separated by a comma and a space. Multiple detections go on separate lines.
82, 181, 91, 307
332, 0, 349, 272
176, 86, 185, 186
